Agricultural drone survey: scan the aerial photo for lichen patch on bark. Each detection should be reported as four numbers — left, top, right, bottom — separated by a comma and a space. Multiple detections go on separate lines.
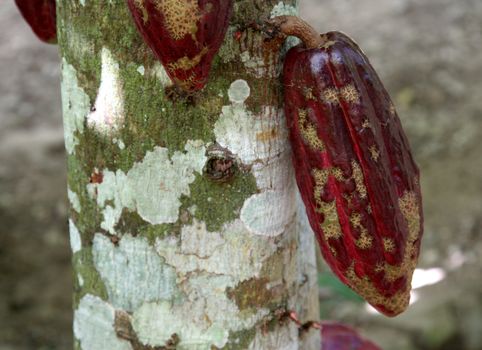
69, 219, 82, 254
61, 59, 91, 155
92, 234, 178, 312
155, 219, 278, 279
68, 187, 82, 213
74, 294, 132, 350
90, 141, 206, 233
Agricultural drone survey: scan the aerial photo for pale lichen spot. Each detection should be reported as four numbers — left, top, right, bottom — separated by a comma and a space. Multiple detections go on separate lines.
241, 190, 296, 237
228, 79, 251, 104
68, 187, 81, 213
240, 50, 268, 78
74, 295, 132, 350
69, 219, 82, 254
93, 141, 206, 232
132, 300, 230, 349
151, 62, 173, 87
215, 104, 286, 166
60, 59, 91, 155
137, 65, 145, 76
155, 219, 278, 280
270, 1, 298, 17
92, 234, 178, 312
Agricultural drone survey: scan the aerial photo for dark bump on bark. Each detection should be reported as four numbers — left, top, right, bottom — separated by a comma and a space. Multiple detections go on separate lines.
204, 144, 237, 183
114, 310, 179, 350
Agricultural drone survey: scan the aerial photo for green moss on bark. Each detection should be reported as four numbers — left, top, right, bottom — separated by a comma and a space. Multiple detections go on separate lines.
73, 248, 108, 308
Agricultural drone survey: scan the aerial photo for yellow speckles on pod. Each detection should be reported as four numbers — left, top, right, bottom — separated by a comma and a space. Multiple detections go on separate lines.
167, 46, 209, 72
399, 191, 421, 240
321, 84, 360, 105
298, 109, 325, 151
369, 145, 380, 162
349, 212, 362, 227
350, 212, 373, 249
312, 168, 343, 240
340, 84, 360, 103
356, 229, 373, 249
383, 238, 396, 253
381, 191, 421, 283
156, 0, 201, 40
331, 167, 344, 182
351, 160, 367, 199
320, 201, 343, 240
303, 87, 316, 100
322, 88, 339, 104
134, 0, 149, 23
346, 263, 410, 315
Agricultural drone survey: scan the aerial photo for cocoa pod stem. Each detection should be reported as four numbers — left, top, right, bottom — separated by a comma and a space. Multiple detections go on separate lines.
266, 15, 323, 49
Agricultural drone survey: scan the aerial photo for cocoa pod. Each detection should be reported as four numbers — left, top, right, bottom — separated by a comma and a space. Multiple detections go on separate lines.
14, 0, 57, 44
127, 0, 233, 93
321, 322, 382, 350
278, 17, 423, 316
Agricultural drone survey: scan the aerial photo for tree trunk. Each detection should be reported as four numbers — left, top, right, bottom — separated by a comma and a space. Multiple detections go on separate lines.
58, 1, 319, 349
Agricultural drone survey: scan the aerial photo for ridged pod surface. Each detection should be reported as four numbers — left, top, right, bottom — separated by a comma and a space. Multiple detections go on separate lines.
321, 322, 381, 350
15, 0, 57, 43
283, 30, 423, 316
127, 0, 233, 92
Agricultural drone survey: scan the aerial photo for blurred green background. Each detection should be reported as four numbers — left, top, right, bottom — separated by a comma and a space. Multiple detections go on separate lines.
1, 1, 481, 349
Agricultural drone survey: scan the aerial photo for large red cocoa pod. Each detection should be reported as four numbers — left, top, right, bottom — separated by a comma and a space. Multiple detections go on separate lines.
127, 0, 233, 92
14, 0, 57, 44
321, 322, 382, 350
282, 23, 423, 316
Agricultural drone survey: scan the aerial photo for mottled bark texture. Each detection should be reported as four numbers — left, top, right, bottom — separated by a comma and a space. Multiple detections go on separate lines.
58, 1, 319, 349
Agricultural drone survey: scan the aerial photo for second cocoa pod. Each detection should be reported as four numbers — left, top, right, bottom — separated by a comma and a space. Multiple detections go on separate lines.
15, 0, 57, 43
127, 0, 233, 93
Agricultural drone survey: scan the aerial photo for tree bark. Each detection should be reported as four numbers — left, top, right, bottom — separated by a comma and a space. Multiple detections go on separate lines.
58, 1, 320, 349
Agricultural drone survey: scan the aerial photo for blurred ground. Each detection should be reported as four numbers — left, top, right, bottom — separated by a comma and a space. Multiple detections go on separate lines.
1, 1, 481, 349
